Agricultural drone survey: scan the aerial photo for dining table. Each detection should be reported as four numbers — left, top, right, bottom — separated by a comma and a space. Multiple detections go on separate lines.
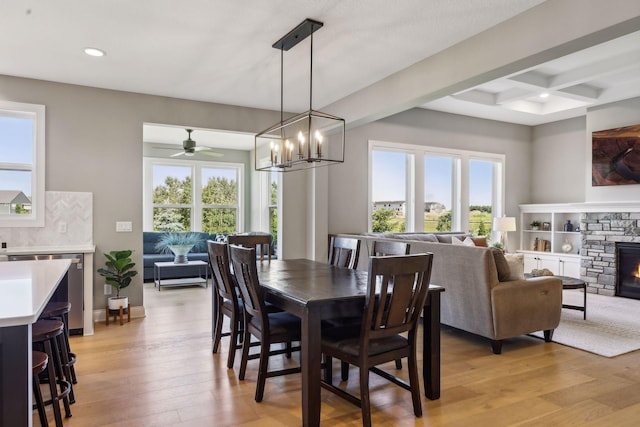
256, 259, 444, 427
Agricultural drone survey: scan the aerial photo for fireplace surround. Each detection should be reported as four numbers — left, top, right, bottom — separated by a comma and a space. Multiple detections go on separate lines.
616, 242, 640, 299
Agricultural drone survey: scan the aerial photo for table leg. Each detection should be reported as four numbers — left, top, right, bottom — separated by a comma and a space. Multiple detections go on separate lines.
423, 291, 441, 400
583, 284, 587, 320
301, 308, 321, 427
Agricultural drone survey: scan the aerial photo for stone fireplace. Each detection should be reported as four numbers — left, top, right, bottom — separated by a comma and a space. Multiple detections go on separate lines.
581, 212, 640, 296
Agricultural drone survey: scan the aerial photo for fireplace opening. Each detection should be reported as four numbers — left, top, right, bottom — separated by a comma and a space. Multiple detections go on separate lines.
616, 242, 640, 299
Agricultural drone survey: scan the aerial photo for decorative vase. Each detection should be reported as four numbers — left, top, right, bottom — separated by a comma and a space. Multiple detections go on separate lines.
168, 244, 194, 263
561, 240, 573, 253
564, 220, 574, 232
108, 296, 128, 311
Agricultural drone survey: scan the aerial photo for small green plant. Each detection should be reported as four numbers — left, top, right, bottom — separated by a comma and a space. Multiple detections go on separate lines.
97, 250, 138, 298
491, 241, 504, 250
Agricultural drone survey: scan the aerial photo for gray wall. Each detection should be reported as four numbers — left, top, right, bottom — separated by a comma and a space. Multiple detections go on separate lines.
327, 108, 533, 235
0, 74, 280, 310
530, 117, 586, 203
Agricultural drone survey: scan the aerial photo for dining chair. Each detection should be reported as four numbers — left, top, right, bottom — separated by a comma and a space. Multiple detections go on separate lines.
371, 240, 410, 256
228, 234, 273, 262
229, 244, 302, 402
328, 236, 361, 269
321, 253, 434, 427
207, 240, 244, 368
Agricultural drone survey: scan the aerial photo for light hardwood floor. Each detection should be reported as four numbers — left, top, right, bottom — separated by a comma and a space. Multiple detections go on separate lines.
51, 283, 640, 426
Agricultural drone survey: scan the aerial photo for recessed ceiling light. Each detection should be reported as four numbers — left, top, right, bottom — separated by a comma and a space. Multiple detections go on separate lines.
84, 47, 105, 57
539, 92, 550, 98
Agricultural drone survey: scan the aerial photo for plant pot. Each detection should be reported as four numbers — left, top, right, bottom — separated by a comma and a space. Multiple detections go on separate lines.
108, 296, 128, 311
168, 244, 194, 264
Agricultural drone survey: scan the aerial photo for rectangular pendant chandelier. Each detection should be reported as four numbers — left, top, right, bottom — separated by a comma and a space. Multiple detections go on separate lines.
255, 19, 345, 172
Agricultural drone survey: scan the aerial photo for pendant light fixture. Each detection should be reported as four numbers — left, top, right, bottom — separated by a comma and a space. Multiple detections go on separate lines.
255, 19, 345, 172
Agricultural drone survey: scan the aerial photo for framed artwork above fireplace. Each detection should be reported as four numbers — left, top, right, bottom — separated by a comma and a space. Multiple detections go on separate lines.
592, 124, 640, 186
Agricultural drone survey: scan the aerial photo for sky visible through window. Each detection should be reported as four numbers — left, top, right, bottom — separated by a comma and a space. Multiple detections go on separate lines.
0, 115, 33, 196
373, 150, 492, 208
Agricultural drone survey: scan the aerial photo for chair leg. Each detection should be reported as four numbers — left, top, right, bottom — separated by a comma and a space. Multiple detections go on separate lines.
212, 298, 224, 354
408, 352, 422, 417
239, 327, 251, 381
341, 361, 349, 381
359, 366, 372, 427
44, 340, 66, 427
544, 329, 554, 342
227, 314, 241, 369
491, 340, 503, 354
285, 340, 292, 358
323, 354, 333, 383
33, 372, 48, 427
395, 359, 402, 369
255, 339, 270, 402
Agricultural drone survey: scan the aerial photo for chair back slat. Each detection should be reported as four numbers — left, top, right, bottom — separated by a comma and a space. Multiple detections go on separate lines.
329, 236, 361, 270
229, 245, 267, 325
364, 253, 433, 340
228, 234, 273, 262
371, 240, 410, 257
207, 241, 237, 302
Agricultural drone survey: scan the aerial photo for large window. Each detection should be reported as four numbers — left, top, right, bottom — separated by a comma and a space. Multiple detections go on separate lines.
0, 101, 45, 227
369, 141, 504, 236
144, 159, 243, 233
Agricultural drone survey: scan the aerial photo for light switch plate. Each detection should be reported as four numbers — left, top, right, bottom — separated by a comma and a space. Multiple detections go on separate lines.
116, 221, 132, 232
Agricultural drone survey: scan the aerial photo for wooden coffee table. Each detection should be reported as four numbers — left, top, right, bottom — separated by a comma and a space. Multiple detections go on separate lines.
525, 274, 587, 319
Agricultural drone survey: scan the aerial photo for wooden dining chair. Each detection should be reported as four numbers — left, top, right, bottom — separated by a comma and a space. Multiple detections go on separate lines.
328, 236, 361, 269
228, 234, 273, 262
229, 244, 302, 402
371, 240, 410, 257
207, 240, 244, 368
321, 253, 434, 427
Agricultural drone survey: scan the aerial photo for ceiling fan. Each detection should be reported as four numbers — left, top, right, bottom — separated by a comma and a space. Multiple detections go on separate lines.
162, 129, 224, 158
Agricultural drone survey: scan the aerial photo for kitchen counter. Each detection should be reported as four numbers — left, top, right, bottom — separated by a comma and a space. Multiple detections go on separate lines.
0, 244, 95, 256
0, 258, 72, 426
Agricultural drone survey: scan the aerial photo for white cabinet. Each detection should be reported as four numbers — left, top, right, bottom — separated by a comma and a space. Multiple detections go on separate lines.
523, 253, 581, 277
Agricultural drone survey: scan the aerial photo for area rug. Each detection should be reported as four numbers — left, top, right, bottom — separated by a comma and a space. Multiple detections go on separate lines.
532, 290, 640, 357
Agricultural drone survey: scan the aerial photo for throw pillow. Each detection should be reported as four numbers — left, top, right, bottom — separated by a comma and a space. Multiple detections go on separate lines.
470, 236, 488, 247
504, 253, 524, 280
489, 247, 511, 282
452, 236, 475, 246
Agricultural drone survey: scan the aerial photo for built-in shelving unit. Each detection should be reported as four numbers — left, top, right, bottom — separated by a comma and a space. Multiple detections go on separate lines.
518, 203, 582, 278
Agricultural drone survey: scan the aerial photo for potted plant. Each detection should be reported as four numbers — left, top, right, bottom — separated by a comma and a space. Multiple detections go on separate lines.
155, 232, 202, 263
530, 221, 541, 231
98, 250, 138, 310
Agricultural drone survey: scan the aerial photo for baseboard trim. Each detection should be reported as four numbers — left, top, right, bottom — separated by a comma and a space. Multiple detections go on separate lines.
93, 305, 146, 323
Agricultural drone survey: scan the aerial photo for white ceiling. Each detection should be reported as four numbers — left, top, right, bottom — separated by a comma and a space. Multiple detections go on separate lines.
1, 0, 638, 146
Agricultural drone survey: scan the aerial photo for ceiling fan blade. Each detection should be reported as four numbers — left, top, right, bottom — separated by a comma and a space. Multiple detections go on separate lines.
200, 151, 224, 157
170, 151, 185, 157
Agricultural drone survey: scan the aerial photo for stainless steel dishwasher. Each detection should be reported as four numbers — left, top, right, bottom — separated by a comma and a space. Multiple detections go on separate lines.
9, 253, 84, 335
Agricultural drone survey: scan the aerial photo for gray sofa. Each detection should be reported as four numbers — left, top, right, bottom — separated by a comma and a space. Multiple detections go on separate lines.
142, 231, 215, 281
335, 232, 563, 353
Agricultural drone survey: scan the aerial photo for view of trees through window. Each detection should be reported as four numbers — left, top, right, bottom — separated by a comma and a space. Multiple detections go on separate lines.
151, 163, 240, 233
370, 145, 501, 236
269, 172, 278, 248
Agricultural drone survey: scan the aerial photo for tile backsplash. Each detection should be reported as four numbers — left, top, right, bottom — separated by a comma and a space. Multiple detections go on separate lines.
0, 191, 93, 248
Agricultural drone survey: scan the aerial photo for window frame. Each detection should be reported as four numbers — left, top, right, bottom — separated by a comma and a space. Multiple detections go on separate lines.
368, 140, 505, 233
143, 157, 244, 233
0, 101, 45, 227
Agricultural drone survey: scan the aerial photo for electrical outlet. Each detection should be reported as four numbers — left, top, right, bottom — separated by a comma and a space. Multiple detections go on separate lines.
104, 284, 112, 295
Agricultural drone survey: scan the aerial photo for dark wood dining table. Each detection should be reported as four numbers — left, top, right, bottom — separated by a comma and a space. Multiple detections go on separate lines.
256, 259, 444, 427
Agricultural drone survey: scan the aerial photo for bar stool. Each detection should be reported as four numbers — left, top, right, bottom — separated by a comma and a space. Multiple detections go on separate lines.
32, 319, 73, 426
40, 301, 78, 385
32, 351, 49, 427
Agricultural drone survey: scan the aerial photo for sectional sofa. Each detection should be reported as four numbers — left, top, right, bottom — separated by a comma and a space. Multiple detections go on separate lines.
142, 231, 216, 281
333, 232, 563, 353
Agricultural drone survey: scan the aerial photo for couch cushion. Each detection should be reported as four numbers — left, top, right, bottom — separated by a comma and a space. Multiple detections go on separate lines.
470, 236, 488, 247
436, 233, 470, 243
490, 247, 511, 282
392, 233, 439, 242
504, 253, 524, 280
451, 236, 476, 246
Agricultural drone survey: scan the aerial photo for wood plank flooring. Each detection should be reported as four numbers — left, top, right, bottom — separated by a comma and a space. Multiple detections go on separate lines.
50, 283, 640, 426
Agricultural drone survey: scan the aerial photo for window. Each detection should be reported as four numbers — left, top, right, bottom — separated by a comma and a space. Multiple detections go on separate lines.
369, 141, 503, 235
0, 101, 45, 227
268, 170, 279, 249
143, 158, 243, 233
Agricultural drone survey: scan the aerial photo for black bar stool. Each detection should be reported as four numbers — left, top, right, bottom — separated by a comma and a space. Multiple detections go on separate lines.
32, 319, 72, 426
32, 351, 49, 427
40, 301, 78, 385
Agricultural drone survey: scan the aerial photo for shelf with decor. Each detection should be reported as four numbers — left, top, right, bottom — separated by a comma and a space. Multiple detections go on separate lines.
518, 204, 582, 278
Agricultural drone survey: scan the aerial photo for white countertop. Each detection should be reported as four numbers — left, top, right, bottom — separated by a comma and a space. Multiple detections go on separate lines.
0, 259, 72, 327
0, 245, 95, 256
